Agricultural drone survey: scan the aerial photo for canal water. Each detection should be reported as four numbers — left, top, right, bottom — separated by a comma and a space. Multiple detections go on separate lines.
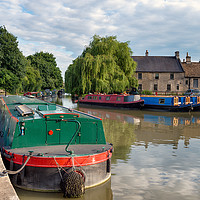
16, 96, 200, 200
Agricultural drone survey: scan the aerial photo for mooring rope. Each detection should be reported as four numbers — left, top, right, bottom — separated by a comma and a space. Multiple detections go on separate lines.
1, 155, 31, 176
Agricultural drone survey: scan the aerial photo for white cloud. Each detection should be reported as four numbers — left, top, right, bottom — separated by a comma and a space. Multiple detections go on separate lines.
1, 0, 200, 77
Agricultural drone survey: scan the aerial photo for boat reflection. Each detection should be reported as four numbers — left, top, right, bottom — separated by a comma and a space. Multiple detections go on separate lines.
15, 179, 113, 200
78, 106, 200, 152
79, 106, 200, 127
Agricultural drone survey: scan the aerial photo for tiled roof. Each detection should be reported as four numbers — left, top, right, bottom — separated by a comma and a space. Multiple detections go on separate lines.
132, 56, 184, 73
182, 62, 200, 77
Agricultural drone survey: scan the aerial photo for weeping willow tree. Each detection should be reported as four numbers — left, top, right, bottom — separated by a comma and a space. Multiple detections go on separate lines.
65, 35, 138, 95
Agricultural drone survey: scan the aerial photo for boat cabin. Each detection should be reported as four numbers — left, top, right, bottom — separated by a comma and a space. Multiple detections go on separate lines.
0, 96, 106, 149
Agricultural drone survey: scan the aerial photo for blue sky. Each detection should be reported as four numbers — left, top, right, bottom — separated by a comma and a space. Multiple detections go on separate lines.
1, 0, 200, 77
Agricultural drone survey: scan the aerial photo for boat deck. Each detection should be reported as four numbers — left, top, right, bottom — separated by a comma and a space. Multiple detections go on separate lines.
4, 143, 112, 157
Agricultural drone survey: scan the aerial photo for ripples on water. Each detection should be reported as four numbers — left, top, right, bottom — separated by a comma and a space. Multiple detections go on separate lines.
16, 96, 200, 200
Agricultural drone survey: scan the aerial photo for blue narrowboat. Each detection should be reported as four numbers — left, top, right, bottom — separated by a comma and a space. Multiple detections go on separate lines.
141, 95, 200, 111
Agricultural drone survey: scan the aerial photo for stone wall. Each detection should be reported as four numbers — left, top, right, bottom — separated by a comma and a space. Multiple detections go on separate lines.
136, 72, 188, 94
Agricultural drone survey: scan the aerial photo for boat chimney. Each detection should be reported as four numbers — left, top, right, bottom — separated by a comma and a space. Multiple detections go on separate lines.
175, 51, 179, 59
145, 50, 149, 56
186, 52, 191, 64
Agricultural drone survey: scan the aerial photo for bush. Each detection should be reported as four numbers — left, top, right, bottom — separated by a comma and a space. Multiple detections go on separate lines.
141, 90, 152, 95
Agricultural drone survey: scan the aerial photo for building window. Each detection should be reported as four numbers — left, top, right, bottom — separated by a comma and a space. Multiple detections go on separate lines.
193, 79, 198, 88
138, 73, 142, 80
170, 73, 174, 80
155, 73, 159, 79
138, 84, 142, 91
177, 84, 179, 91
154, 84, 158, 91
185, 80, 188, 85
167, 84, 171, 91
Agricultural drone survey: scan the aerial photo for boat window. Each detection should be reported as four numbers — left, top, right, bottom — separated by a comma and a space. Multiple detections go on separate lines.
88, 96, 92, 100
93, 96, 97, 100
106, 96, 110, 101
99, 97, 101, 100
116, 97, 121, 101
159, 99, 165, 104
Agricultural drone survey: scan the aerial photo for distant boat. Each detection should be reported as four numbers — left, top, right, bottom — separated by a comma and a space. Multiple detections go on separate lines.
79, 93, 144, 109
57, 89, 65, 97
141, 95, 200, 111
24, 92, 41, 98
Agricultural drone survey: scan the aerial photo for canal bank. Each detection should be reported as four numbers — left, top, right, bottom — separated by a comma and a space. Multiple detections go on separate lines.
0, 154, 19, 200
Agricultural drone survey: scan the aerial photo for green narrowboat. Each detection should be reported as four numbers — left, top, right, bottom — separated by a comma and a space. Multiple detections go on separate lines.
0, 95, 113, 198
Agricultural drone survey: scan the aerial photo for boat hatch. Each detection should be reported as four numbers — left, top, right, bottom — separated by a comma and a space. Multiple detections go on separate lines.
38, 105, 56, 111
15, 104, 35, 116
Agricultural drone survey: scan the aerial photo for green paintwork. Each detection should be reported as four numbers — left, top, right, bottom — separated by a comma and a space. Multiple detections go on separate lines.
0, 96, 106, 149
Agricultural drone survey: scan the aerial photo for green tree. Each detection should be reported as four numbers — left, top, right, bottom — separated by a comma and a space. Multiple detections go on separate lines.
22, 63, 43, 92
0, 26, 26, 93
0, 68, 19, 93
65, 35, 138, 95
27, 52, 63, 90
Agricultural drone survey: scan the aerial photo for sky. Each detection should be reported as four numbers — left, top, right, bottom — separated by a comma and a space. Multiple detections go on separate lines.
1, 0, 200, 78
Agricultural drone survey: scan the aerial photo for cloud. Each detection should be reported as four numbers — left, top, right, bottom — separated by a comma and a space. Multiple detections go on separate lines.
1, 0, 200, 77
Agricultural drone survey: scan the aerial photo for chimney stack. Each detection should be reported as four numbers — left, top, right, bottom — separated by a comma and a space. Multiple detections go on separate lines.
186, 52, 191, 64
175, 51, 179, 59
145, 50, 149, 56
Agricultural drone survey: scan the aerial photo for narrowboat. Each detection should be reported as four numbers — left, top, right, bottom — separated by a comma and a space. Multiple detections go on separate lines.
141, 95, 200, 111
79, 93, 144, 109
0, 95, 113, 198
24, 92, 41, 98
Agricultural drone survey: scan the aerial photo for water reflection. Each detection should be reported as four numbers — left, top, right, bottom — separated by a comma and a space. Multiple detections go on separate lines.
16, 179, 112, 200
78, 106, 200, 200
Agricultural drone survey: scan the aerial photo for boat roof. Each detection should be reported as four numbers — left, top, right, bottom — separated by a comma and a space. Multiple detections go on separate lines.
1, 95, 101, 121
86, 93, 134, 96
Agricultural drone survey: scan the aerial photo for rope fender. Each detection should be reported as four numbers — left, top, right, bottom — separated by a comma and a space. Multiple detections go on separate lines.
60, 167, 86, 198
54, 156, 86, 198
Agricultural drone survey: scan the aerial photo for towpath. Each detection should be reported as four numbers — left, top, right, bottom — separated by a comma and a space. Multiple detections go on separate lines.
0, 154, 19, 200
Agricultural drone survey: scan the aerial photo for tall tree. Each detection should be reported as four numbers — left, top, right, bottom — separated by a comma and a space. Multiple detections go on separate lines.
65, 35, 138, 95
0, 26, 26, 93
27, 52, 63, 90
22, 63, 43, 92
